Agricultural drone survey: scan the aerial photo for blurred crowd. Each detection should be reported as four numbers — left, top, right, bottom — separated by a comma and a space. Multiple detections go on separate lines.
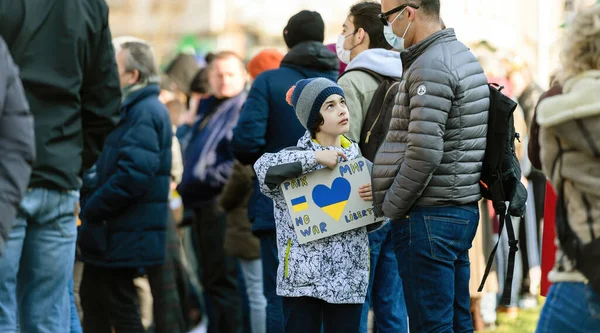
0, 1, 599, 333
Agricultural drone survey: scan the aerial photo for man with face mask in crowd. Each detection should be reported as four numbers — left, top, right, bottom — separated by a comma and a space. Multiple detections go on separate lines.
371, 1, 489, 332
335, 2, 407, 332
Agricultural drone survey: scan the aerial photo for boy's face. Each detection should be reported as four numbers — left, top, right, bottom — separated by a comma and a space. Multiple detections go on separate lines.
318, 94, 350, 136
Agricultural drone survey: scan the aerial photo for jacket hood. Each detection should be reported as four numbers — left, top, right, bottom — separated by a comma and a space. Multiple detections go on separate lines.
537, 71, 600, 128
345, 49, 403, 79
281, 41, 339, 73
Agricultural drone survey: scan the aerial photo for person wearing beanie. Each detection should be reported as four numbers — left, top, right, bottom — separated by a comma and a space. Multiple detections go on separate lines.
283, 10, 325, 49
247, 49, 284, 80
253, 78, 371, 333
231, 10, 339, 332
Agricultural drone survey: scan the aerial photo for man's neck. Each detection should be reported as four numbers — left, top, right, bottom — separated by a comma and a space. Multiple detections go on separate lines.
350, 44, 369, 62
121, 81, 148, 102
412, 21, 442, 46
314, 133, 342, 148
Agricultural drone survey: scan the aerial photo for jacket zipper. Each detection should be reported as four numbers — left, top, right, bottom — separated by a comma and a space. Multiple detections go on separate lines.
365, 82, 400, 144
284, 239, 292, 278
367, 247, 370, 273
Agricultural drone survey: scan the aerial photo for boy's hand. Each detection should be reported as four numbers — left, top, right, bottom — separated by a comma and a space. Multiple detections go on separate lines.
359, 184, 373, 201
315, 150, 347, 169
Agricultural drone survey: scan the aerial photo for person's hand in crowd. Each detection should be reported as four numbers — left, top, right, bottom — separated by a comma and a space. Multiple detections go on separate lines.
359, 183, 373, 201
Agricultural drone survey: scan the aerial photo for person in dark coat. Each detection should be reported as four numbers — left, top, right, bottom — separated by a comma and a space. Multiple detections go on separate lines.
0, 1, 121, 332
231, 11, 339, 331
220, 161, 265, 333
78, 38, 172, 333
0, 36, 35, 256
177, 51, 248, 333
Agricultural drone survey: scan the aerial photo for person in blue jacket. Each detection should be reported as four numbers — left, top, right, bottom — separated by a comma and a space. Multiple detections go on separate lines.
78, 37, 172, 333
177, 51, 248, 333
231, 10, 339, 333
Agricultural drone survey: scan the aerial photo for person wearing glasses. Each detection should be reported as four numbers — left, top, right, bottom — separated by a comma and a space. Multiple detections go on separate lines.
371, 1, 489, 332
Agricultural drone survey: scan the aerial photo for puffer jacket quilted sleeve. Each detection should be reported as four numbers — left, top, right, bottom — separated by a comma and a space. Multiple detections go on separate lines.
81, 86, 171, 222
373, 29, 489, 219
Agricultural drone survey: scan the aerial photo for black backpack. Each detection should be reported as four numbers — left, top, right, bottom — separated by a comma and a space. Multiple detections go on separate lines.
477, 83, 528, 305
338, 68, 400, 161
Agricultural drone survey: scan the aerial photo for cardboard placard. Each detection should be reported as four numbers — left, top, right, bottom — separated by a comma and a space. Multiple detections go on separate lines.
281, 157, 381, 244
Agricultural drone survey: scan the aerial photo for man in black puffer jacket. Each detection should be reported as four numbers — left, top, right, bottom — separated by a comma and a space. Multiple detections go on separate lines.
372, 1, 489, 332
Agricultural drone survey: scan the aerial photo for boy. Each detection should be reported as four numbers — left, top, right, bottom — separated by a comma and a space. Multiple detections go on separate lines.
254, 78, 371, 333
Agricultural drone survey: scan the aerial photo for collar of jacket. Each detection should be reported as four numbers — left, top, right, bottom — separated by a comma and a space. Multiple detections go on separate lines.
400, 28, 457, 70
122, 83, 160, 112
281, 41, 340, 72
311, 135, 352, 149
296, 131, 358, 154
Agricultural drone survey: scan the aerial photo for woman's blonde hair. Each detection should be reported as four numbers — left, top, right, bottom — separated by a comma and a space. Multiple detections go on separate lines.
558, 4, 600, 84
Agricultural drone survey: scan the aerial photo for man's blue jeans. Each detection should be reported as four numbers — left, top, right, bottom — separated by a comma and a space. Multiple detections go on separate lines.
536, 282, 600, 333
360, 222, 408, 333
69, 277, 83, 333
0, 188, 79, 333
391, 203, 479, 333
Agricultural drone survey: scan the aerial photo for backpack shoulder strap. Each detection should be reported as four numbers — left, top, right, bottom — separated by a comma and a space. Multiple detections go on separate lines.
338, 67, 385, 83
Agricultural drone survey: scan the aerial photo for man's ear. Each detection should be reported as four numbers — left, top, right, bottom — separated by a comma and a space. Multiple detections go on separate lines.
356, 27, 367, 42
355, 27, 369, 48
405, 6, 417, 21
130, 69, 141, 84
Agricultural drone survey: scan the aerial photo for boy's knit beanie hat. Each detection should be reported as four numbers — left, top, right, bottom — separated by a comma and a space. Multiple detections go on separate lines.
285, 78, 345, 130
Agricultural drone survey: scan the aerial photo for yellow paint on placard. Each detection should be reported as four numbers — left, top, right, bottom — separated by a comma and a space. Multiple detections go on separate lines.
321, 201, 348, 221
292, 202, 309, 213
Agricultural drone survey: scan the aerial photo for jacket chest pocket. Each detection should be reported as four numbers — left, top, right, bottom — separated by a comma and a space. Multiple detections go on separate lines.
284, 239, 320, 287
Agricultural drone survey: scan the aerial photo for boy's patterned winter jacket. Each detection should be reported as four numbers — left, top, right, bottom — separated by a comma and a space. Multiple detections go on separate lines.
254, 131, 369, 304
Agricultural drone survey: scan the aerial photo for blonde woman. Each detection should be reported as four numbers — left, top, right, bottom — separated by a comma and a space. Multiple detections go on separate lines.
535, 4, 600, 332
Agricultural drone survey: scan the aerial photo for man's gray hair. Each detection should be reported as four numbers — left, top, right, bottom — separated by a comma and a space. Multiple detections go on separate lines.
113, 36, 159, 83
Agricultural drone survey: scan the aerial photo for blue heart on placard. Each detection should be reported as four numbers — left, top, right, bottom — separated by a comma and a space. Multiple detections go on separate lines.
312, 177, 351, 220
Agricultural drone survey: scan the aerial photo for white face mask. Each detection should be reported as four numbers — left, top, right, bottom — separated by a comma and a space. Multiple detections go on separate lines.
336, 32, 355, 65
383, 9, 412, 51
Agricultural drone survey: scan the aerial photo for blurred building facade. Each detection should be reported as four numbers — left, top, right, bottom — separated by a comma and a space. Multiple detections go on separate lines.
107, 0, 597, 88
